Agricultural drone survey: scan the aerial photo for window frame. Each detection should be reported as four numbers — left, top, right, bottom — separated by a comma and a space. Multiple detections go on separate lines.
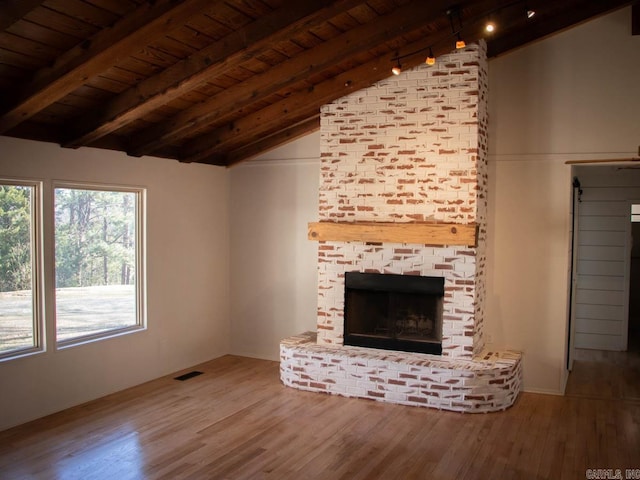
52, 181, 147, 349
0, 178, 44, 362
632, 204, 640, 223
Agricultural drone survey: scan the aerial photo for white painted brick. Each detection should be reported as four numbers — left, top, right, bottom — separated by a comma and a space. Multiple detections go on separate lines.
315, 44, 490, 358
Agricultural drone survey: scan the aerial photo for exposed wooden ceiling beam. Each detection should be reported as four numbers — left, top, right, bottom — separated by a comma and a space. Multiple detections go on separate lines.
0, 0, 221, 134
181, 10, 501, 165
202, 116, 321, 166
0, 0, 46, 30
126, 0, 462, 158
63, 0, 364, 148
487, 0, 634, 57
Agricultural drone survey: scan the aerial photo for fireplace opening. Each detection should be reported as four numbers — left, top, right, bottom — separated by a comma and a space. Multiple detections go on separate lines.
344, 272, 444, 355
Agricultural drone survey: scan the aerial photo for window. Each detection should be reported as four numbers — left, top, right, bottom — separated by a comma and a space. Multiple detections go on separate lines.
632, 204, 640, 223
1, 180, 145, 360
54, 185, 145, 346
0, 180, 42, 360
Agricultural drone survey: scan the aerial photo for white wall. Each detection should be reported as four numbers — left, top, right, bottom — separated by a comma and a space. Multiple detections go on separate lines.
486, 6, 639, 393
488, 8, 638, 156
485, 158, 572, 393
0, 136, 230, 431
229, 133, 320, 360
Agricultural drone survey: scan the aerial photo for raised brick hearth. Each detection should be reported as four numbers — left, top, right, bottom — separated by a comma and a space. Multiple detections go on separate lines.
280, 42, 521, 412
281, 332, 521, 412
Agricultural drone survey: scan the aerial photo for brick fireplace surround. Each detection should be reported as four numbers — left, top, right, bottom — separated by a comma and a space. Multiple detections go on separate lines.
280, 42, 522, 413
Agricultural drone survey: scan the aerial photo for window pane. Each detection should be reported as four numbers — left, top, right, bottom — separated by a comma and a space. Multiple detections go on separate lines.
55, 187, 141, 343
0, 184, 37, 356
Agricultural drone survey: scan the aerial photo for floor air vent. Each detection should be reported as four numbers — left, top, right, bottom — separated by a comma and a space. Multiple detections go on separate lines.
174, 371, 204, 381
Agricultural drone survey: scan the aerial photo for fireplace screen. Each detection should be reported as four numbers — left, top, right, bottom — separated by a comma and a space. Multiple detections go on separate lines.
344, 272, 443, 355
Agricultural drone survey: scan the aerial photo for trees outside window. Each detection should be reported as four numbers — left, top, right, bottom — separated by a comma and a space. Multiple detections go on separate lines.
0, 182, 41, 358
54, 186, 145, 345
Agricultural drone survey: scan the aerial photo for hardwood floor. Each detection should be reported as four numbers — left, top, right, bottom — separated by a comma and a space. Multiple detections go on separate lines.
0, 353, 639, 480
566, 347, 640, 401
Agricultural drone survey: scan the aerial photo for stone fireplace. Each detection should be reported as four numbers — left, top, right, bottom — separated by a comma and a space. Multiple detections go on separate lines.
280, 42, 521, 413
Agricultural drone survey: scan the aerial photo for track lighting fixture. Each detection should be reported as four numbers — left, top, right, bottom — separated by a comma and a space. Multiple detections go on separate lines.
425, 48, 436, 66
448, 7, 465, 49
526, 4, 536, 18
391, 59, 402, 75
485, 17, 495, 33
389, 2, 537, 76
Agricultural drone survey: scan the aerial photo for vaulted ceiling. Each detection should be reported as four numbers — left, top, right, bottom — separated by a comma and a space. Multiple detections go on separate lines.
0, 0, 635, 167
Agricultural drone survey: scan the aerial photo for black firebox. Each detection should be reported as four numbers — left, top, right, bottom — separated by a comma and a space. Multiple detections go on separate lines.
344, 271, 443, 355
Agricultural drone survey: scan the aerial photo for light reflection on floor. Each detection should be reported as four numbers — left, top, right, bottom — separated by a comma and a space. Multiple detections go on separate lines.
54, 429, 144, 480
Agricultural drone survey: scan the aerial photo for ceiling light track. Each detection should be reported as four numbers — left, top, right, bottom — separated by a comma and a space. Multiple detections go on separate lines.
390, 0, 538, 75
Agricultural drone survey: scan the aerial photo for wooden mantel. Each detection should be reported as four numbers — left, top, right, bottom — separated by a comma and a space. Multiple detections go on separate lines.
308, 221, 477, 247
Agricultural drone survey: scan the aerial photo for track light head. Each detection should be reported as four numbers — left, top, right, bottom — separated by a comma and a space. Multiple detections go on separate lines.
391, 53, 402, 75
525, 3, 536, 18
425, 47, 436, 66
448, 7, 465, 49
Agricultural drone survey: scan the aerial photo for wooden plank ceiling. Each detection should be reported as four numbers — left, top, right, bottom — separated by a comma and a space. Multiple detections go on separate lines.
0, 0, 634, 167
